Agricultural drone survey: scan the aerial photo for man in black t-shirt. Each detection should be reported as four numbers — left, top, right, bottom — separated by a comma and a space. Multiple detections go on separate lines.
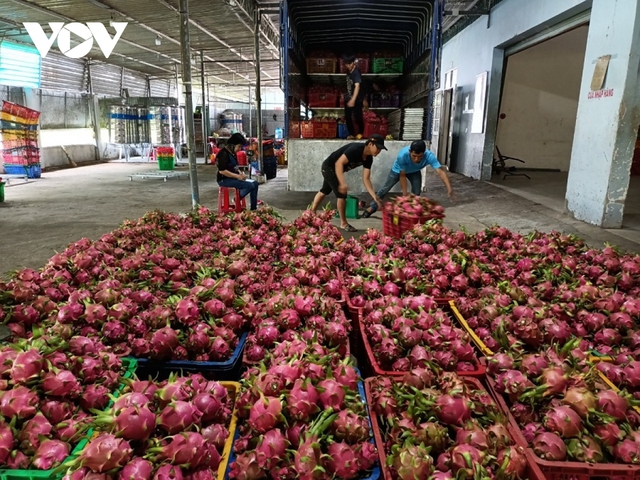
310, 134, 387, 232
344, 54, 365, 139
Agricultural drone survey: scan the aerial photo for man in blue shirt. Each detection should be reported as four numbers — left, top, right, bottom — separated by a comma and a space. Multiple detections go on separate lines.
362, 139, 453, 217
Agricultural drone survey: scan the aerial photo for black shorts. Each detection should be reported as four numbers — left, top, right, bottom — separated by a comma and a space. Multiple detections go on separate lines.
320, 168, 347, 199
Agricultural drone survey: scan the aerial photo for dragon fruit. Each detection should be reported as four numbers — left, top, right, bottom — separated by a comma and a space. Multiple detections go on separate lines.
614, 439, 640, 464
201, 424, 229, 450
593, 423, 624, 447
93, 405, 156, 441
0, 423, 14, 463
154, 464, 184, 480
255, 429, 289, 470
330, 410, 370, 444
0, 386, 39, 419
73, 434, 132, 473
40, 400, 75, 424
118, 457, 154, 480
19, 413, 53, 454
567, 437, 604, 463
147, 432, 208, 469
31, 440, 70, 470
293, 410, 338, 479
562, 387, 597, 419
449, 444, 485, 477
543, 406, 583, 438
42, 369, 82, 399
228, 451, 262, 480
435, 395, 472, 426
192, 393, 223, 423
596, 390, 628, 421
175, 298, 200, 326
150, 327, 179, 360
317, 379, 346, 410
323, 442, 360, 479
158, 401, 203, 435
532, 432, 567, 461
496, 446, 528, 479
10, 349, 43, 384
286, 379, 319, 421
248, 395, 283, 434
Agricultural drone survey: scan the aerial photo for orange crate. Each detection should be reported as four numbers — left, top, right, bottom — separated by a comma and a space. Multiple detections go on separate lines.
289, 122, 300, 138
306, 57, 337, 74
307, 92, 338, 108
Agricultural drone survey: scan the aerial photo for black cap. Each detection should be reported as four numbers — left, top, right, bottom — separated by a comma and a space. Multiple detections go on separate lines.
368, 133, 387, 151
410, 140, 426, 154
228, 133, 246, 146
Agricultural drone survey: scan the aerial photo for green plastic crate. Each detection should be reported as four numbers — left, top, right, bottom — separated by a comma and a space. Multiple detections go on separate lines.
0, 358, 137, 480
334, 195, 359, 219
372, 57, 403, 74
158, 156, 175, 171
0, 182, 4, 203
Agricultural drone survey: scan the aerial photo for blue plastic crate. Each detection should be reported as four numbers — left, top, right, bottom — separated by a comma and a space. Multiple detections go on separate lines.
338, 123, 349, 139
224, 367, 380, 479
3, 164, 41, 178
131, 332, 247, 381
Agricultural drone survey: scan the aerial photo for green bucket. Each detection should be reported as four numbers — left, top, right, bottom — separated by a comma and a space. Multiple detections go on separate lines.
158, 156, 175, 171
0, 182, 4, 203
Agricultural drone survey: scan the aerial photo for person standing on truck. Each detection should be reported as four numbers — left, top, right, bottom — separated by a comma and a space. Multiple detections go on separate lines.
362, 140, 454, 218
344, 54, 365, 139
310, 134, 388, 232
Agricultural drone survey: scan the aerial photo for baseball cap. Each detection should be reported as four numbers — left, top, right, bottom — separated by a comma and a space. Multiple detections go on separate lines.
368, 133, 387, 151
410, 140, 426, 154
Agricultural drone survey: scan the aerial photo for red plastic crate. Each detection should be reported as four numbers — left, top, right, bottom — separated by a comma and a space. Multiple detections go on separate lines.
382, 209, 424, 238
359, 299, 486, 379
306, 57, 337, 74
339, 56, 371, 74
367, 377, 547, 480
301, 120, 337, 139
363, 119, 381, 137
289, 122, 300, 138
308, 92, 338, 108
486, 376, 640, 480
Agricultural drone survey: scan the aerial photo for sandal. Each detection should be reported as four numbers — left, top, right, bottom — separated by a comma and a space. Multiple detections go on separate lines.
362, 209, 373, 219
340, 224, 358, 232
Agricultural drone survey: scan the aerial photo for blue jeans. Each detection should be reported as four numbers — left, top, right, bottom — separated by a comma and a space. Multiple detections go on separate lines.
369, 170, 422, 212
218, 178, 259, 210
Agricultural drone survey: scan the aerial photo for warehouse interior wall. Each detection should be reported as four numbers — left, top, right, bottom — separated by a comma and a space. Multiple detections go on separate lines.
441, 0, 590, 180
495, 25, 588, 172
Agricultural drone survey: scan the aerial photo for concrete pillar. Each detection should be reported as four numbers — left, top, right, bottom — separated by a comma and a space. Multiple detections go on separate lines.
566, 0, 640, 228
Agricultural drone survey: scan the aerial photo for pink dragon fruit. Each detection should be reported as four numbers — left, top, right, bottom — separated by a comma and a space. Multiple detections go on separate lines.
533, 432, 567, 461
324, 442, 360, 479
0, 423, 14, 463
175, 298, 200, 326
596, 390, 628, 421
7, 450, 30, 469
435, 395, 472, 427
255, 429, 289, 470
0, 385, 39, 419
150, 327, 179, 360
208, 338, 231, 362
286, 379, 319, 421
228, 451, 262, 480
158, 401, 203, 435
317, 379, 346, 410
614, 439, 640, 464
42, 369, 82, 399
74, 434, 132, 473
148, 432, 208, 469
330, 410, 370, 444
31, 440, 70, 470
80, 384, 111, 412
201, 424, 229, 450
543, 406, 583, 438
293, 410, 337, 480
496, 446, 528, 479
19, 413, 53, 454
118, 457, 154, 480
40, 400, 75, 424
10, 348, 43, 384
94, 405, 156, 441
193, 393, 223, 423
248, 395, 283, 434
593, 423, 624, 447
562, 387, 597, 419
153, 465, 184, 480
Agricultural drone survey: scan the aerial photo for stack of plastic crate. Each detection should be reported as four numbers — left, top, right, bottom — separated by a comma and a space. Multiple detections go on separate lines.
1, 101, 41, 178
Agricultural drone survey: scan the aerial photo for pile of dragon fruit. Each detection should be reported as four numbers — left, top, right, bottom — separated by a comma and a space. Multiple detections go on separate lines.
383, 194, 445, 220
61, 372, 234, 480
243, 286, 351, 365
360, 295, 480, 373
488, 347, 640, 464
228, 351, 377, 480
0, 342, 126, 470
368, 370, 529, 480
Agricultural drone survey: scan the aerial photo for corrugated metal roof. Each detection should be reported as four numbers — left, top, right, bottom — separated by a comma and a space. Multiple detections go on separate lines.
0, 0, 281, 101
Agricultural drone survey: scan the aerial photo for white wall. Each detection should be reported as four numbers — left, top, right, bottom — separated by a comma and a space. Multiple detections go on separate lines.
496, 26, 588, 171
441, 0, 591, 179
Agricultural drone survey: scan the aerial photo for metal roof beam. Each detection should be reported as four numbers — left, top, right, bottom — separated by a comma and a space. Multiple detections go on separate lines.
226, 0, 280, 56
6, 0, 177, 73
153, 0, 272, 82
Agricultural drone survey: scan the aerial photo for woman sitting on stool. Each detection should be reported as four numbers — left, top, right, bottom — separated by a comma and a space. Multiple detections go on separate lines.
216, 133, 259, 211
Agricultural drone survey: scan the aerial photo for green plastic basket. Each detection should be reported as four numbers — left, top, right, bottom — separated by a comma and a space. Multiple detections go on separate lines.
372, 57, 403, 74
0, 182, 4, 203
333, 195, 359, 219
0, 358, 137, 480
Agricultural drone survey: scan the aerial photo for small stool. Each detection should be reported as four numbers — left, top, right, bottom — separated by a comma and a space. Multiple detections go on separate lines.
218, 187, 246, 213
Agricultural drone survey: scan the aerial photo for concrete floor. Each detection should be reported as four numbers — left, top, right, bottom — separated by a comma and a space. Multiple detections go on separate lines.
2, 161, 640, 278
489, 170, 640, 245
